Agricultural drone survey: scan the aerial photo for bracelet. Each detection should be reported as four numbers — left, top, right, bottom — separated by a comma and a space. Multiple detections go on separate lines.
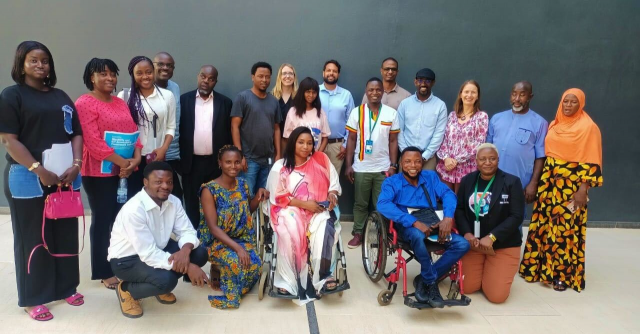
489, 233, 497, 242
329, 193, 338, 199
73, 158, 83, 163
73, 163, 81, 169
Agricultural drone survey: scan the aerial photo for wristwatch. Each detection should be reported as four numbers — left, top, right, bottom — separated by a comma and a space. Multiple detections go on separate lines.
28, 162, 41, 171
390, 163, 399, 170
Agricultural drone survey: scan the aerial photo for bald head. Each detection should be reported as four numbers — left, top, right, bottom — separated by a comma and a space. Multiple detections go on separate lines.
510, 81, 534, 113
153, 52, 175, 85
197, 65, 218, 97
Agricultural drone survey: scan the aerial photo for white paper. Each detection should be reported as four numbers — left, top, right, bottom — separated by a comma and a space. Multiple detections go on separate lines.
42, 142, 73, 176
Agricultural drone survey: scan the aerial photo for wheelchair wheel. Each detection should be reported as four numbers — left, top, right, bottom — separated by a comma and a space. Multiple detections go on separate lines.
377, 290, 393, 306
258, 262, 269, 300
362, 212, 387, 283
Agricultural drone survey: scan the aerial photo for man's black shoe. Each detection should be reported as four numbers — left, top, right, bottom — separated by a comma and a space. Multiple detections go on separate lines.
415, 281, 445, 308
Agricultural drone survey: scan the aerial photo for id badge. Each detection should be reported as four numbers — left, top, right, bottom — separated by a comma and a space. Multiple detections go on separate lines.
364, 140, 373, 154
474, 220, 481, 238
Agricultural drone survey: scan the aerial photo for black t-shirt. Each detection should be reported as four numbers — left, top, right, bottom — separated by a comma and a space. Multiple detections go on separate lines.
0, 85, 82, 163
278, 96, 293, 134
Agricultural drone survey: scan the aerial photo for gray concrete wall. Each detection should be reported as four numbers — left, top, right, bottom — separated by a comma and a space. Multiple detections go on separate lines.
1, 0, 638, 221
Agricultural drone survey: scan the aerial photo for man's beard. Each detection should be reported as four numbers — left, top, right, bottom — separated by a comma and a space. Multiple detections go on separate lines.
323, 76, 338, 85
402, 169, 419, 181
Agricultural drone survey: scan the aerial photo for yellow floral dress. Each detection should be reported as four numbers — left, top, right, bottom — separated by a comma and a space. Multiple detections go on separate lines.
198, 178, 261, 308
519, 157, 603, 292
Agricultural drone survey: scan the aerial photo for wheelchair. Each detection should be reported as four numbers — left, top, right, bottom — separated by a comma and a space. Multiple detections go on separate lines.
254, 201, 350, 300
361, 211, 471, 309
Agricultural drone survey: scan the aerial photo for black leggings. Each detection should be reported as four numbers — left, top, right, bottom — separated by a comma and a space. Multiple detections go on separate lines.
82, 176, 124, 280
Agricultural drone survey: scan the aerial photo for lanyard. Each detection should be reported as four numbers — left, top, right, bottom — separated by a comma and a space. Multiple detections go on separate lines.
473, 174, 495, 222
367, 104, 380, 141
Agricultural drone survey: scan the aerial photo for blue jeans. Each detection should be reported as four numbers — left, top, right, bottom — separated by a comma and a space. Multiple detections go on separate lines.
395, 224, 470, 284
241, 159, 271, 196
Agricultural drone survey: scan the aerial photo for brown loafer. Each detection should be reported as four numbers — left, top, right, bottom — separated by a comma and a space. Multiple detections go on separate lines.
116, 282, 143, 318
155, 293, 177, 304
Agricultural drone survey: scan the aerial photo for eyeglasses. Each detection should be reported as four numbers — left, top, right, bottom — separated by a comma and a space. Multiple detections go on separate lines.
153, 62, 175, 69
282, 72, 295, 77
477, 157, 498, 163
416, 78, 433, 84
382, 67, 398, 72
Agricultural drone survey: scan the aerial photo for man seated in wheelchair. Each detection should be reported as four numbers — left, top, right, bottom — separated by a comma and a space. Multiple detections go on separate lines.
377, 146, 470, 308
266, 127, 342, 305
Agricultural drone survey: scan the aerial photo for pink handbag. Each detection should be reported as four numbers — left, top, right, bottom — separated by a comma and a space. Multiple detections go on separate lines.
27, 188, 86, 274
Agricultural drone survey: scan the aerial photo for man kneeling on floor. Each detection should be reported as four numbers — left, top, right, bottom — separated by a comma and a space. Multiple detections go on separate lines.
107, 161, 208, 318
377, 146, 470, 308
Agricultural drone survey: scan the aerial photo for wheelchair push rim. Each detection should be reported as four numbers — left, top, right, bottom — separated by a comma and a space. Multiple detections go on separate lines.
362, 212, 387, 283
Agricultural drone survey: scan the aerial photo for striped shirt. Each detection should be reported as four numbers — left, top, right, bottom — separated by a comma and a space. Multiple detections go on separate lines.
346, 104, 400, 172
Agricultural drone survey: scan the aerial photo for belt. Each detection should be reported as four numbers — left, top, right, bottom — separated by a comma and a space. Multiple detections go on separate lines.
327, 138, 343, 144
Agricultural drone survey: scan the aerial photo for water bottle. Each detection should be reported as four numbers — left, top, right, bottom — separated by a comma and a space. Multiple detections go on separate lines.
117, 178, 128, 204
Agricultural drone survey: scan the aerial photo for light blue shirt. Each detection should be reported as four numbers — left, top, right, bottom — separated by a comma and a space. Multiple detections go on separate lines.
487, 109, 548, 187
319, 83, 355, 147
165, 80, 181, 160
397, 93, 448, 160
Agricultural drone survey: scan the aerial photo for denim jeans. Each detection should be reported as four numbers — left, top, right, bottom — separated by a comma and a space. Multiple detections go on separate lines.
395, 224, 470, 284
110, 240, 208, 300
241, 159, 272, 196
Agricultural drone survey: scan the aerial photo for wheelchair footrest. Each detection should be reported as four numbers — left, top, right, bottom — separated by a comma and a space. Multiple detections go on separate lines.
320, 282, 350, 295
404, 293, 471, 309
268, 290, 298, 300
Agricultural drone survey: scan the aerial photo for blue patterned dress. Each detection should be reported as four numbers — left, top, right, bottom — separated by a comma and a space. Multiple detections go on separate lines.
198, 178, 261, 309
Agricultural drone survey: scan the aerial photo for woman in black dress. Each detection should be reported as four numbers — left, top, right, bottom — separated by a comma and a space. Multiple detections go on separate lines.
0, 41, 84, 321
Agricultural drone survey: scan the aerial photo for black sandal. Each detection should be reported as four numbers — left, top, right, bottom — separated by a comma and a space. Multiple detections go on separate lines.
553, 279, 567, 292
209, 265, 221, 291
324, 278, 338, 291
101, 278, 119, 290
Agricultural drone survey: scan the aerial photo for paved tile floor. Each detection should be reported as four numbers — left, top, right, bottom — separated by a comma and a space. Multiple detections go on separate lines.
0, 214, 639, 333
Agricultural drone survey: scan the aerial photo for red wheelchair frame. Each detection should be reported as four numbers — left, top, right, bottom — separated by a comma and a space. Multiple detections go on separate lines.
362, 211, 471, 309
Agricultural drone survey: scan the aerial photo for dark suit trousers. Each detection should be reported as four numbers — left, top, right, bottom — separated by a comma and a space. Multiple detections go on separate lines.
182, 155, 220, 228
167, 159, 184, 202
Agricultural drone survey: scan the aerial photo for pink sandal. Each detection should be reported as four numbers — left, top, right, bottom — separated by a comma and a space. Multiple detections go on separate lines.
65, 292, 84, 306
25, 305, 53, 321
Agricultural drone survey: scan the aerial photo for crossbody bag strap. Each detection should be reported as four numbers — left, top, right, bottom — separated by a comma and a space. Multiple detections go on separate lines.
419, 183, 436, 210
27, 202, 86, 274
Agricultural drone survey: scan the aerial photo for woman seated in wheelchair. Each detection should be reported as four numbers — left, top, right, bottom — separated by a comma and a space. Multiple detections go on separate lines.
377, 146, 470, 308
266, 126, 341, 305
197, 145, 269, 309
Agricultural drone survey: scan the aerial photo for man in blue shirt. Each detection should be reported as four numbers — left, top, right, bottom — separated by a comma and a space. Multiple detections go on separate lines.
319, 59, 355, 173
377, 147, 470, 308
397, 68, 448, 170
487, 81, 548, 203
153, 52, 183, 201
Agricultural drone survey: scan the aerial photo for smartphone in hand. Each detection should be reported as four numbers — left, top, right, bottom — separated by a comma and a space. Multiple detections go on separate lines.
317, 201, 330, 209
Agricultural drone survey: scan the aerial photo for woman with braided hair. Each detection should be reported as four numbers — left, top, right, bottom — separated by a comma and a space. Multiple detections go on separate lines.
117, 56, 176, 195
197, 145, 268, 309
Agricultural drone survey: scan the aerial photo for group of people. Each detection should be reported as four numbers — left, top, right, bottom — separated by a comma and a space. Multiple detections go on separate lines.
0, 40, 602, 321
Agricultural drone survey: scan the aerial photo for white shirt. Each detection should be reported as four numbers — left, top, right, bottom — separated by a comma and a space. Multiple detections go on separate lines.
107, 189, 199, 270
346, 104, 400, 172
117, 87, 177, 155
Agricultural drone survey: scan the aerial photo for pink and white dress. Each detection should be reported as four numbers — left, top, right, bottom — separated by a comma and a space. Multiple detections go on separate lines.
436, 111, 488, 183
266, 152, 342, 305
